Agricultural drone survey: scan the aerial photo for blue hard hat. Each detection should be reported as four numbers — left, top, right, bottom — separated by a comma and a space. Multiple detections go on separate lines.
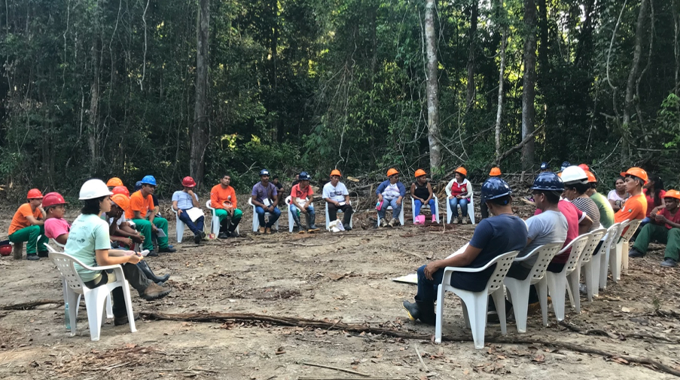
259, 169, 270, 176
540, 162, 549, 170
481, 177, 513, 203
532, 172, 564, 191
135, 181, 143, 191
560, 161, 571, 171
299, 171, 311, 181
141, 175, 157, 186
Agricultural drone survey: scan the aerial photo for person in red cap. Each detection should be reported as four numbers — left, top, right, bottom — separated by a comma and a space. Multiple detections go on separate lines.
212, 175, 242, 238
172, 176, 206, 244
43, 192, 70, 245
8, 189, 48, 260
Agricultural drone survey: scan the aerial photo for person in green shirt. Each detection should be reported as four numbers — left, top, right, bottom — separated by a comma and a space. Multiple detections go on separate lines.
585, 170, 614, 228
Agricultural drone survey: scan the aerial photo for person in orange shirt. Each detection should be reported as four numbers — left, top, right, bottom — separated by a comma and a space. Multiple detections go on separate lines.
129, 175, 175, 255
615, 167, 648, 234
210, 175, 242, 239
8, 189, 48, 260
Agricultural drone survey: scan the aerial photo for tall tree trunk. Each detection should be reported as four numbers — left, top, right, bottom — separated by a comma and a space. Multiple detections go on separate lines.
495, 28, 508, 160
88, 0, 102, 174
622, 0, 649, 161
673, 0, 679, 94
425, 0, 442, 173
191, 0, 210, 184
466, 0, 478, 110
521, 0, 537, 170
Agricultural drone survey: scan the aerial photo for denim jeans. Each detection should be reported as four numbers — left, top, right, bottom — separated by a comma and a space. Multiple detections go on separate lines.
414, 199, 437, 217
289, 204, 315, 219
255, 206, 281, 227
177, 209, 205, 235
378, 198, 401, 220
448, 197, 469, 217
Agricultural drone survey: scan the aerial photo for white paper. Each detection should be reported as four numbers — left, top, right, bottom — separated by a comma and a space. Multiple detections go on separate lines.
263, 198, 272, 207
185, 207, 204, 222
155, 227, 167, 238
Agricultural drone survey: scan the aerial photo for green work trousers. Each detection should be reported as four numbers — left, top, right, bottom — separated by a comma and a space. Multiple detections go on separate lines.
132, 217, 169, 251
632, 223, 680, 261
9, 225, 48, 255
215, 208, 242, 223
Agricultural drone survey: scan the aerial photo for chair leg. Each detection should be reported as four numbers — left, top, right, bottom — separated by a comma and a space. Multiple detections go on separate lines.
567, 270, 581, 314
121, 280, 137, 333
547, 273, 567, 322
85, 290, 107, 341
506, 280, 530, 333
490, 289, 507, 335
536, 278, 549, 327
591, 256, 601, 297
599, 250, 609, 290
465, 294, 489, 349
66, 289, 79, 336
612, 243, 622, 282
584, 261, 595, 301
105, 294, 113, 319
435, 285, 445, 344
621, 243, 629, 275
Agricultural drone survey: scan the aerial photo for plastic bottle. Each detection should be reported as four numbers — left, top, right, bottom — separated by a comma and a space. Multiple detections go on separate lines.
65, 303, 70, 330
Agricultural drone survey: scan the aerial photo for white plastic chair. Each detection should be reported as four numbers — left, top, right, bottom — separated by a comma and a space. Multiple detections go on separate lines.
445, 189, 476, 225
435, 250, 519, 348
411, 197, 440, 224
325, 201, 353, 230
285, 196, 310, 233
248, 198, 279, 232
503, 243, 562, 332
609, 219, 631, 282
619, 219, 642, 276
541, 234, 590, 322
48, 251, 136, 341
597, 223, 623, 291
571, 228, 606, 305
171, 208, 185, 243
376, 202, 405, 226
206, 200, 239, 236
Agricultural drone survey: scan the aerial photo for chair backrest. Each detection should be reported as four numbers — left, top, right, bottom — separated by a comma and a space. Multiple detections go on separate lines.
558, 234, 591, 274
524, 243, 563, 283
621, 219, 642, 242
486, 250, 520, 293
206, 200, 214, 210
597, 223, 621, 256
579, 228, 607, 264
48, 251, 88, 294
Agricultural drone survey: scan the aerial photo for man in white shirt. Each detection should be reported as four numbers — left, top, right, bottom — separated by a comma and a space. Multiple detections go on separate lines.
323, 169, 353, 231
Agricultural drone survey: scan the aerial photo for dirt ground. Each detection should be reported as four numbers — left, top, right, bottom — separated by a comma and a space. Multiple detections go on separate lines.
1, 197, 679, 379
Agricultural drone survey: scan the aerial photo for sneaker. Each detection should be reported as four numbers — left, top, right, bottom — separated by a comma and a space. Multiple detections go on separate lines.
308, 225, 320, 232
114, 313, 140, 326
389, 218, 399, 227
194, 233, 202, 244
26, 255, 39, 261
218, 232, 229, 239
141, 283, 172, 301
258, 226, 265, 234
345, 226, 352, 231
661, 258, 678, 267
229, 230, 239, 237
37, 251, 49, 258
147, 250, 158, 257
628, 247, 644, 258
159, 246, 176, 253
265, 227, 272, 234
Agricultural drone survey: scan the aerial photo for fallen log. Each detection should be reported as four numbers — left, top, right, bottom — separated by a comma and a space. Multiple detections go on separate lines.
0, 299, 64, 310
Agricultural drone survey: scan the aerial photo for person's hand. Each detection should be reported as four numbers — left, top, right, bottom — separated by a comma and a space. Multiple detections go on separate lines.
378, 195, 383, 202
423, 261, 440, 280
127, 238, 135, 248
127, 254, 142, 264
151, 224, 159, 233
131, 234, 143, 243
177, 209, 183, 215
300, 207, 307, 214
396, 199, 402, 206
187, 189, 194, 196
456, 195, 462, 199
449, 195, 454, 199
655, 213, 666, 223
334, 201, 341, 207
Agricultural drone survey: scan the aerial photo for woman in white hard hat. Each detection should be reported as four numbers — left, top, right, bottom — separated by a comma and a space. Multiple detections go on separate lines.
65, 179, 172, 326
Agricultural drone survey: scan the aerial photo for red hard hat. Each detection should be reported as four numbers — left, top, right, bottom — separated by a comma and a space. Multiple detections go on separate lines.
42, 192, 68, 208
578, 164, 590, 171
27, 189, 43, 199
182, 176, 197, 188
0, 244, 11, 256
112, 186, 130, 197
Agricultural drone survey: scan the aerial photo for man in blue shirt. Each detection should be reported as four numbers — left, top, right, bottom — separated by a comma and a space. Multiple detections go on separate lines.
251, 169, 281, 234
172, 176, 205, 244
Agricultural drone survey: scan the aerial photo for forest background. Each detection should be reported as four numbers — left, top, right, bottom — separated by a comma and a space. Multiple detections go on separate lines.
1, 0, 679, 198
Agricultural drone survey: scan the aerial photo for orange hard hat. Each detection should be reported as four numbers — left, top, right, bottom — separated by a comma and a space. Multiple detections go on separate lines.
585, 170, 597, 183
106, 177, 124, 187
620, 167, 649, 184
330, 169, 342, 177
386, 168, 399, 177
454, 167, 468, 177
42, 192, 68, 208
578, 164, 590, 171
112, 186, 130, 197
489, 167, 502, 176
414, 169, 427, 178
664, 190, 680, 200
111, 194, 130, 211
27, 189, 43, 199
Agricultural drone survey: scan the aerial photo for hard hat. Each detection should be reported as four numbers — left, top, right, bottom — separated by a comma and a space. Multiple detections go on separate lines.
532, 172, 564, 191
134, 181, 143, 191
415, 169, 427, 178
386, 168, 399, 177
259, 169, 270, 176
112, 186, 130, 197
489, 167, 502, 177
481, 177, 512, 203
663, 189, 680, 200
330, 169, 342, 177
299, 171, 311, 181
560, 161, 571, 171
111, 194, 130, 211
79, 179, 113, 200
42, 192, 68, 208
106, 177, 123, 187
578, 164, 590, 171
27, 189, 43, 199
454, 167, 468, 177
585, 170, 597, 183
0, 242, 11, 256
540, 162, 549, 170
561, 166, 588, 184
141, 175, 157, 186
620, 167, 649, 185
182, 176, 196, 188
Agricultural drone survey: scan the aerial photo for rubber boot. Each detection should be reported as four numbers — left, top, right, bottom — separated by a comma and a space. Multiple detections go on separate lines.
292, 211, 304, 232
305, 213, 319, 232
402, 300, 435, 325
218, 219, 229, 239
137, 260, 170, 284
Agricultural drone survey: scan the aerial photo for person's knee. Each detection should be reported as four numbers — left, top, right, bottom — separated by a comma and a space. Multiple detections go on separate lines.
416, 265, 426, 277
233, 209, 243, 219
669, 228, 680, 239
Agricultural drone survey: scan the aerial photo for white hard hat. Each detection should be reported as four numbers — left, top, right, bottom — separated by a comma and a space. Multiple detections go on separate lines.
561, 165, 588, 185
79, 179, 114, 200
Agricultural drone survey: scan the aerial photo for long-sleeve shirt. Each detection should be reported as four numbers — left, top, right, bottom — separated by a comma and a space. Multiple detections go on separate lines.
376, 180, 406, 199
445, 178, 472, 198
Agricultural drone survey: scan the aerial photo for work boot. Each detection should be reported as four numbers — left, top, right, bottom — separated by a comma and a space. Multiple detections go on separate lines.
194, 232, 203, 244
292, 212, 304, 232
159, 246, 176, 253
218, 232, 229, 239
457, 216, 462, 224
628, 247, 644, 258
229, 228, 239, 237
379, 219, 388, 228
146, 249, 158, 257
141, 282, 172, 301
114, 313, 140, 326
26, 254, 39, 261
402, 300, 435, 326
38, 250, 49, 258
258, 226, 265, 234
661, 258, 678, 267
305, 213, 319, 232
265, 227, 272, 234
137, 260, 170, 284
389, 218, 399, 227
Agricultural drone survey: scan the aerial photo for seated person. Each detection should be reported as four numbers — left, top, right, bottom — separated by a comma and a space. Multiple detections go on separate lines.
272, 175, 284, 207
172, 176, 206, 243
445, 167, 472, 224
608, 176, 629, 212
127, 175, 176, 255
585, 170, 615, 229
616, 167, 648, 235
251, 169, 281, 234
210, 175, 242, 238
43, 192, 70, 246
629, 190, 680, 267
290, 172, 319, 232
8, 189, 48, 260
641, 175, 665, 227
323, 169, 353, 230
376, 168, 406, 227
67, 179, 171, 326
410, 169, 437, 224
403, 177, 528, 325
481, 167, 501, 220
562, 165, 601, 231
107, 177, 124, 191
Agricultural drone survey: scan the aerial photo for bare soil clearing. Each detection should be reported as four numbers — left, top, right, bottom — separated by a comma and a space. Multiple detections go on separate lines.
0, 200, 679, 379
